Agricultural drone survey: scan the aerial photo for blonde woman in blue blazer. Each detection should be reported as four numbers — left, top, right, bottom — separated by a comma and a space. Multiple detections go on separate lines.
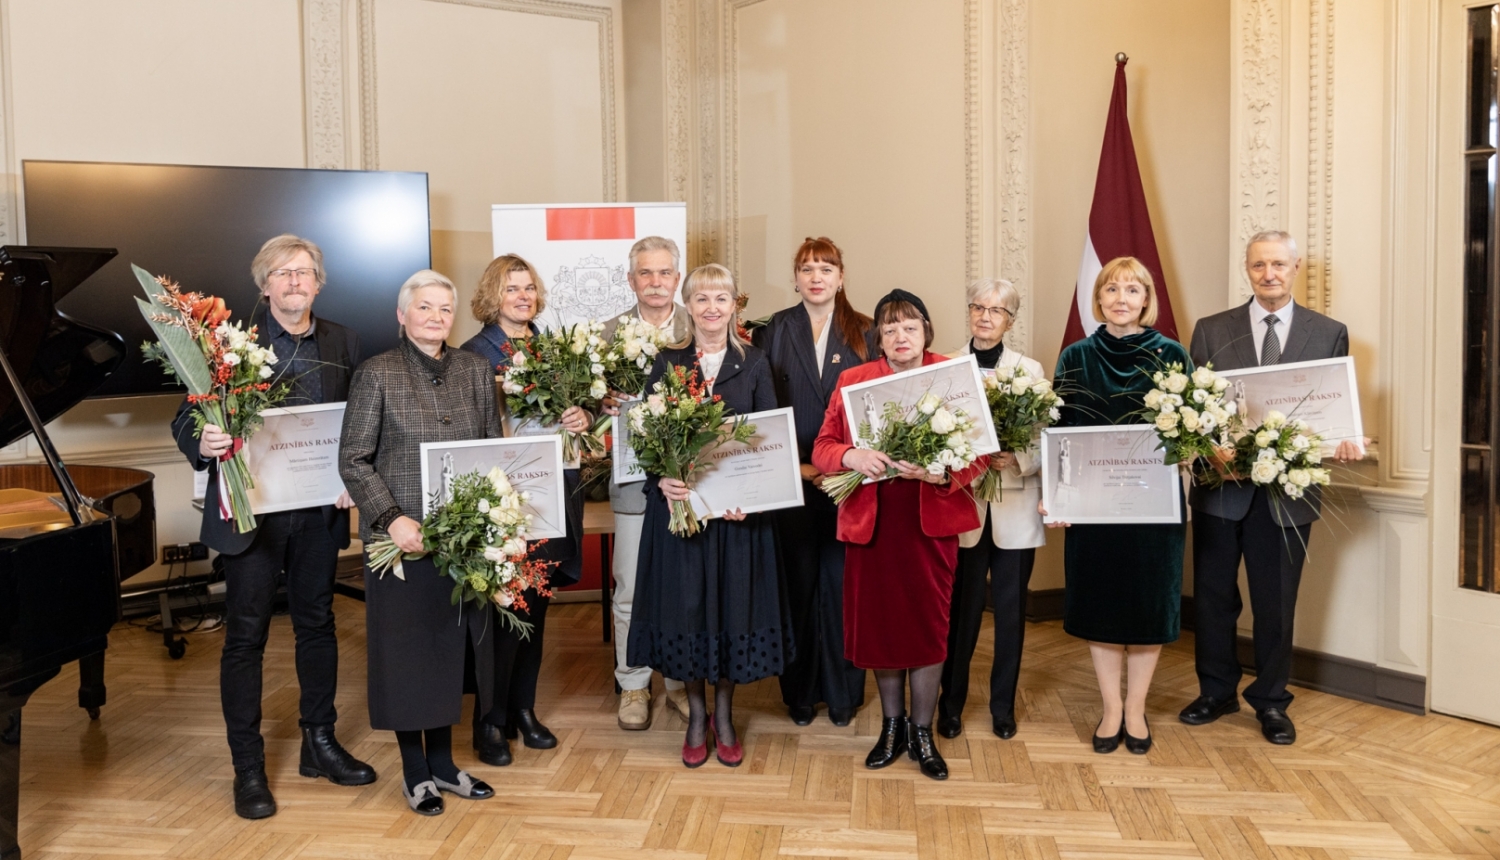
938, 278, 1046, 741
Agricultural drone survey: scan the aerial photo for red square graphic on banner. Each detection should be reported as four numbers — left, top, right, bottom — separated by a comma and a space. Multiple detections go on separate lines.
546, 208, 636, 241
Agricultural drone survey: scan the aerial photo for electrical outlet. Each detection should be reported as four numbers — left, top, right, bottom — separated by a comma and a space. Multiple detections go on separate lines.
161, 542, 209, 564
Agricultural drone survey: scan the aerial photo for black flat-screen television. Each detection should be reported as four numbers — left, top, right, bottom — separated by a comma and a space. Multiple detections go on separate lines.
22, 160, 431, 398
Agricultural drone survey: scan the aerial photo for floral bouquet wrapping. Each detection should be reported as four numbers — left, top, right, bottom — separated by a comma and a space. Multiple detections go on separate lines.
602, 315, 669, 397
1230, 410, 1331, 501
1139, 362, 1239, 470
366, 467, 554, 638
133, 264, 287, 534
628, 364, 756, 537
820, 391, 980, 505
501, 321, 610, 461
972, 366, 1064, 503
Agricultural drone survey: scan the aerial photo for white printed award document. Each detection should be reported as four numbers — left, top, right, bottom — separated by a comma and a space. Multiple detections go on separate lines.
418, 436, 567, 539
1217, 356, 1363, 449
1040, 425, 1181, 524
838, 355, 1000, 456
245, 402, 347, 514
612, 396, 645, 485
686, 407, 805, 519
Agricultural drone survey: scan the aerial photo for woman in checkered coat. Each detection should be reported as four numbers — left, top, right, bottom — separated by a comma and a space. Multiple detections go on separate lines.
338, 270, 502, 816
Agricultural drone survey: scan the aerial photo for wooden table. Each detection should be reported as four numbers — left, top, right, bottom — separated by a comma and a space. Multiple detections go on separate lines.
582, 500, 615, 642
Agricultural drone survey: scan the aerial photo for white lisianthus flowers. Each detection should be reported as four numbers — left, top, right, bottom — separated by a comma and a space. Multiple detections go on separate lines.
915, 392, 943, 415
929, 407, 957, 435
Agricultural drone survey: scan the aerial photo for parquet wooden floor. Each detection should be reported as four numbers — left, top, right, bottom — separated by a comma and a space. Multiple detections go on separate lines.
17, 598, 1500, 859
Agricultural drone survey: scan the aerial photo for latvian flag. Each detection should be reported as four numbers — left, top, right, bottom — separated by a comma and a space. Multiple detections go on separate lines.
1061, 59, 1179, 351
490, 202, 688, 330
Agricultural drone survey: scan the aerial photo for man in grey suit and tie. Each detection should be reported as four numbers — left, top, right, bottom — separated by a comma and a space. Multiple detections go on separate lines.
600, 236, 692, 730
1179, 231, 1366, 745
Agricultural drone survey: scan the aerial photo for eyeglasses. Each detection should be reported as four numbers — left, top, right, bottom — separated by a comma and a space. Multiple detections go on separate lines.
968, 303, 1012, 319
268, 268, 317, 283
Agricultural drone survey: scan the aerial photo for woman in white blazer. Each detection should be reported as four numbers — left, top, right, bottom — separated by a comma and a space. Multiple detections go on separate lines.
937, 278, 1046, 741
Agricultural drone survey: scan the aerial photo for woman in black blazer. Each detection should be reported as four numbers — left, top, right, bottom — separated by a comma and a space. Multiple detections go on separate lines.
752, 237, 872, 726
627, 263, 791, 768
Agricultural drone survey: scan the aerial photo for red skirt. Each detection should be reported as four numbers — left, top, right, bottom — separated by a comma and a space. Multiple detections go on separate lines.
843, 478, 958, 669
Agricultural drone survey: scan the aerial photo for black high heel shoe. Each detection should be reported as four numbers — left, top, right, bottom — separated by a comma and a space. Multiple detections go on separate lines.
865, 716, 907, 769
1092, 716, 1125, 754
505, 709, 558, 749
1124, 716, 1152, 755
906, 722, 948, 780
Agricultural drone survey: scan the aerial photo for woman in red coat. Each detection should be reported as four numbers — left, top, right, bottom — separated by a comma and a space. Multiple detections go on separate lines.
812, 289, 987, 781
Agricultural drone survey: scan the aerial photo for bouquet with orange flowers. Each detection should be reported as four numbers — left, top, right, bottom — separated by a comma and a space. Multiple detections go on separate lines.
134, 264, 289, 533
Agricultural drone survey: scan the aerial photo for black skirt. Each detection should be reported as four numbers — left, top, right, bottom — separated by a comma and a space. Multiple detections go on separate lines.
364, 554, 495, 731
1063, 522, 1185, 645
626, 491, 793, 685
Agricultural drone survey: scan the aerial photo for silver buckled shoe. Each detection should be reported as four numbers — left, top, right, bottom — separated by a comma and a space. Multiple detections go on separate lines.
401, 779, 444, 816
432, 770, 494, 800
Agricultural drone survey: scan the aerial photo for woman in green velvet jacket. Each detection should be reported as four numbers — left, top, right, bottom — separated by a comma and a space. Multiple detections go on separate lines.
1051, 256, 1189, 757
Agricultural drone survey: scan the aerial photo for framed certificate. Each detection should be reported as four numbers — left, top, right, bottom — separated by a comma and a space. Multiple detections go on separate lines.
839, 355, 1000, 456
687, 407, 805, 519
1041, 425, 1181, 524
418, 437, 567, 539
612, 397, 646, 484
1217, 356, 1363, 448
245, 402, 348, 514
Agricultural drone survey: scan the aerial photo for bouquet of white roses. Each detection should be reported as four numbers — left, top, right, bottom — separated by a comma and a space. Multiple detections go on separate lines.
365, 467, 554, 638
972, 366, 1064, 502
602, 315, 669, 397
1139, 362, 1239, 468
1229, 410, 1331, 501
821, 391, 980, 505
502, 321, 611, 461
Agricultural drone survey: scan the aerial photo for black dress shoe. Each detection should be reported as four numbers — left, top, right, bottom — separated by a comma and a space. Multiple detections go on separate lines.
506, 709, 558, 749
299, 726, 377, 786
1256, 708, 1297, 745
233, 765, 276, 820
1178, 695, 1240, 726
788, 705, 815, 726
1124, 717, 1152, 755
865, 716, 907, 769
906, 723, 948, 780
992, 714, 1018, 740
827, 707, 855, 727
936, 714, 963, 739
1092, 717, 1125, 754
473, 723, 513, 766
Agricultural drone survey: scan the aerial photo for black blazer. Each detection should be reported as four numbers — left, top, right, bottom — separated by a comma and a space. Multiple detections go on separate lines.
642, 343, 777, 499
752, 304, 869, 466
172, 311, 362, 555
1188, 300, 1349, 526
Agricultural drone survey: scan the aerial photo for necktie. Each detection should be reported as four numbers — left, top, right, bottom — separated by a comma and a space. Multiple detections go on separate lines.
1261, 314, 1281, 366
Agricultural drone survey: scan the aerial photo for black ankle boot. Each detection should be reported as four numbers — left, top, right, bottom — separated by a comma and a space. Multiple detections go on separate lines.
906, 723, 948, 780
507, 709, 558, 749
473, 722, 513, 766
865, 716, 907, 769
299, 726, 377, 786
233, 765, 277, 819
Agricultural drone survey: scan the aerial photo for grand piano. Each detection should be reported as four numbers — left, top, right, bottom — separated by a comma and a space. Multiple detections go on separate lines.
0, 247, 156, 860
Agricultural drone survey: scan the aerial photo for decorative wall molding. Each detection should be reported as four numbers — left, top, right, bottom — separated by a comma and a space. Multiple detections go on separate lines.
0, 0, 16, 245
356, 0, 621, 199
995, 0, 1030, 356
1304, 0, 1335, 313
1230, 0, 1285, 304
663, 0, 693, 205
962, 0, 982, 288
303, 0, 348, 170
691, 0, 724, 267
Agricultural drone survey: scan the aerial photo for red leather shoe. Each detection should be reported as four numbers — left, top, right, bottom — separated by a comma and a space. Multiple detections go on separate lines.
713, 721, 743, 767
682, 718, 709, 768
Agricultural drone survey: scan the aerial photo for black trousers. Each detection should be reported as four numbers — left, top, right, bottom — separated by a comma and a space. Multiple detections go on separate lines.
486, 589, 551, 725
220, 509, 339, 768
1191, 492, 1312, 713
776, 501, 865, 710
939, 511, 1035, 722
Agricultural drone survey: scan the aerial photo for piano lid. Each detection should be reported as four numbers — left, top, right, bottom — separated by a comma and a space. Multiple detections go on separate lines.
0, 246, 122, 451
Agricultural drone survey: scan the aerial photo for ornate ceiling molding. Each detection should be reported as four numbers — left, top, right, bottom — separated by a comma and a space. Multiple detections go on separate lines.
303, 0, 347, 170
1231, 0, 1285, 304
358, 0, 621, 199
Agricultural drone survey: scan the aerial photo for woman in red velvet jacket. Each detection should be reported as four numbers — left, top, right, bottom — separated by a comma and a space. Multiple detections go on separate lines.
812, 289, 987, 782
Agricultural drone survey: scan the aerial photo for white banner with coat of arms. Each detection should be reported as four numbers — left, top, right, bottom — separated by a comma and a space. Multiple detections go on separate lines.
491, 202, 689, 332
